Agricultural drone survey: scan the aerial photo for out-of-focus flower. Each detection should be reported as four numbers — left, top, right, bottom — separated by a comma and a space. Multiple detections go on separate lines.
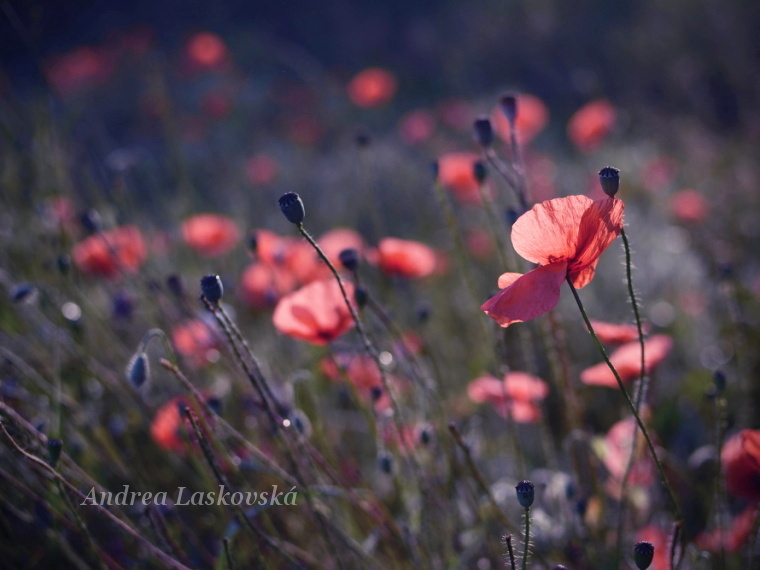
436, 152, 485, 205
695, 505, 758, 553
436, 99, 473, 130
641, 156, 679, 192
172, 319, 218, 367
373, 237, 438, 279
185, 32, 229, 71
151, 396, 190, 454
669, 189, 708, 224
467, 372, 549, 423
580, 334, 673, 387
45, 47, 113, 96
322, 353, 401, 413
492, 93, 549, 145
482, 195, 624, 327
273, 279, 356, 345
181, 214, 240, 257
72, 225, 147, 278
244, 154, 279, 185
398, 109, 435, 144
597, 415, 654, 498
567, 99, 616, 153
347, 68, 397, 108
589, 319, 648, 345
238, 262, 296, 309
318, 228, 365, 270
465, 228, 495, 259
722, 430, 760, 502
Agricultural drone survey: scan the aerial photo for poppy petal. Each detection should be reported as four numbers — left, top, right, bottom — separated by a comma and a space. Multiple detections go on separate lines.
482, 262, 567, 327
570, 198, 625, 284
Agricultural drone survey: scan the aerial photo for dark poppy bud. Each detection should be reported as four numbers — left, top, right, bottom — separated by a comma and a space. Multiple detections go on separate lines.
378, 451, 393, 474
599, 166, 620, 197
355, 129, 371, 147
419, 426, 432, 446
500, 94, 517, 125
553, 566, 568, 570
473, 160, 488, 184
166, 274, 184, 297
278, 192, 305, 225
206, 396, 223, 416
473, 117, 494, 147
515, 480, 535, 508
633, 541, 654, 570
354, 287, 368, 308
47, 438, 63, 468
248, 232, 259, 254
506, 208, 520, 226
370, 386, 383, 402
416, 301, 431, 323
112, 292, 134, 320
339, 248, 360, 272
11, 283, 37, 303
713, 370, 727, 393
201, 274, 223, 304
431, 161, 440, 181
57, 254, 71, 275
126, 352, 149, 388
79, 209, 102, 233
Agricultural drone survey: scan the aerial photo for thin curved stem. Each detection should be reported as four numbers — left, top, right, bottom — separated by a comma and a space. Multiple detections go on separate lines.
521, 508, 530, 570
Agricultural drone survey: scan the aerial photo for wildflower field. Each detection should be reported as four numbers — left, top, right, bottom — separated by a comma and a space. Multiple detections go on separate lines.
2, 2, 760, 568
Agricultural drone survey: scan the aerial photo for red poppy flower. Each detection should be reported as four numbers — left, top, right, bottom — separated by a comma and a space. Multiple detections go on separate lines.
151, 396, 191, 454
244, 153, 279, 185
181, 214, 240, 257
347, 67, 397, 108
598, 415, 654, 498
481, 195, 625, 327
374, 237, 439, 279
723, 430, 760, 502
467, 372, 549, 423
491, 93, 549, 144
318, 228, 365, 270
321, 353, 398, 411
695, 505, 758, 553
589, 319, 648, 345
185, 32, 229, 71
72, 225, 147, 278
238, 262, 296, 309
171, 319, 218, 367
273, 279, 356, 345
567, 99, 616, 153
670, 189, 708, 223
580, 334, 673, 387
437, 152, 484, 205
45, 46, 113, 96
398, 109, 435, 144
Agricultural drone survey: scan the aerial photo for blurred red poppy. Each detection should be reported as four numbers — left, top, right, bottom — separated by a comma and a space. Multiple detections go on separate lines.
72, 225, 147, 279
181, 214, 240, 257
374, 237, 438, 279
398, 109, 435, 144
437, 152, 484, 205
273, 279, 356, 345
244, 154, 279, 185
599, 415, 654, 497
723, 430, 760, 502
186, 32, 229, 70
567, 99, 616, 153
580, 334, 673, 387
238, 262, 296, 309
250, 229, 322, 284
151, 396, 191, 454
696, 505, 758, 553
172, 319, 218, 367
482, 195, 624, 327
318, 228, 365, 269
670, 189, 708, 223
45, 46, 113, 96
589, 319, 648, 345
467, 372, 549, 423
347, 68, 397, 108
492, 93, 549, 144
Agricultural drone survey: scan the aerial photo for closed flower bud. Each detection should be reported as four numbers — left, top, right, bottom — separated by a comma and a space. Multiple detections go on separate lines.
339, 248, 360, 272
473, 117, 494, 147
278, 192, 305, 225
370, 386, 383, 402
713, 370, 727, 393
473, 160, 488, 184
200, 274, 224, 304
166, 274, 184, 297
126, 352, 150, 388
354, 287, 368, 308
515, 480, 535, 508
599, 166, 620, 197
10, 283, 37, 303
500, 94, 518, 125
79, 208, 102, 233
47, 438, 63, 468
378, 451, 393, 474
430, 160, 439, 180
633, 541, 654, 570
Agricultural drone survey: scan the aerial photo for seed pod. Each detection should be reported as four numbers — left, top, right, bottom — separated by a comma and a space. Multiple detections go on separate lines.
278, 192, 305, 225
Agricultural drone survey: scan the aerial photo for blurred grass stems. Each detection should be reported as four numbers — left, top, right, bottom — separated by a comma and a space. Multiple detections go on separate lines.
504, 534, 517, 570
0, 421, 194, 570
565, 277, 683, 526
222, 536, 235, 570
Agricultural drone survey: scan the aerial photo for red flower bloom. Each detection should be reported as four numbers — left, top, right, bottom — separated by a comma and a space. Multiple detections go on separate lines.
723, 430, 760, 502
273, 279, 356, 345
181, 214, 240, 257
398, 109, 435, 144
238, 262, 296, 309
172, 319, 219, 367
670, 189, 708, 224
185, 32, 230, 71
374, 237, 438, 279
580, 334, 673, 387
696, 505, 758, 553
72, 225, 147, 278
244, 153, 279, 185
321, 353, 397, 412
482, 195, 625, 327
598, 415, 654, 498
318, 228, 365, 270
437, 151, 484, 205
467, 372, 549, 423
567, 99, 616, 153
347, 67, 397, 108
491, 93, 549, 144
151, 396, 191, 454
589, 319, 648, 345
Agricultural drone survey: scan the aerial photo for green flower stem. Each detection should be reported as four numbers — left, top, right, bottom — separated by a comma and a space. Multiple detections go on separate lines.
566, 277, 683, 525
505, 534, 517, 570
521, 507, 531, 570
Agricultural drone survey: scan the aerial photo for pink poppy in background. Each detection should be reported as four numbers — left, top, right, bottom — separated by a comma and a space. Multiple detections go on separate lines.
317, 228, 365, 269
250, 229, 322, 284
491, 93, 550, 144
347, 68, 397, 108
172, 319, 218, 367
567, 99, 616, 153
150, 394, 214, 455
696, 505, 758, 553
482, 195, 624, 327
185, 32, 229, 71
599, 415, 654, 497
374, 237, 439, 279
436, 99, 473, 130
669, 189, 708, 223
273, 279, 356, 345
580, 334, 673, 387
465, 228, 495, 260
467, 372, 549, 423
244, 154, 279, 185
181, 214, 240, 257
238, 262, 297, 309
45, 46, 113, 96
722, 429, 760, 502
589, 319, 648, 345
72, 225, 147, 279
436, 152, 484, 205
321, 353, 398, 412
398, 109, 436, 144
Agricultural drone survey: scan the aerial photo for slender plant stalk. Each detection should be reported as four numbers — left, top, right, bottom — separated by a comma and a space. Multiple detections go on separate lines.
505, 534, 517, 570
521, 508, 531, 570
223, 537, 235, 570
565, 278, 683, 526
